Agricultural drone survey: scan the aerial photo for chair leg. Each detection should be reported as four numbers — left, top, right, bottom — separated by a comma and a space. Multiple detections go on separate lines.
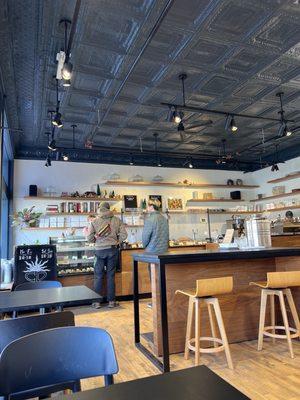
213, 298, 233, 369
285, 288, 300, 339
270, 294, 276, 344
195, 298, 201, 366
258, 289, 268, 351
207, 302, 218, 348
184, 297, 194, 360
278, 291, 294, 359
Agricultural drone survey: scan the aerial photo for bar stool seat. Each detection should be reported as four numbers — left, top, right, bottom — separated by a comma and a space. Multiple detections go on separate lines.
250, 271, 300, 358
176, 276, 233, 369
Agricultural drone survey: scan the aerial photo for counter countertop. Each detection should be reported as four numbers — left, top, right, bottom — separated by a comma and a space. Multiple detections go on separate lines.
271, 233, 300, 236
132, 246, 300, 264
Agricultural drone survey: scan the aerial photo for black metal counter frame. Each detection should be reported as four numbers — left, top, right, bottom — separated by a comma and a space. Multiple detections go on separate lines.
132, 247, 300, 373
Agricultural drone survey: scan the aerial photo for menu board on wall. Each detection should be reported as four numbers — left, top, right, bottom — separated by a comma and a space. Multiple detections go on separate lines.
14, 245, 57, 287
123, 195, 138, 211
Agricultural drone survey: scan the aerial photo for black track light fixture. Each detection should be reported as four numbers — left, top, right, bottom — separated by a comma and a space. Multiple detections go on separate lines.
45, 154, 52, 167
52, 112, 63, 128
48, 138, 57, 151
177, 121, 185, 131
276, 92, 293, 138
271, 144, 280, 172
62, 79, 71, 87
183, 157, 193, 168
62, 61, 73, 80
129, 155, 134, 165
62, 153, 69, 161
153, 133, 162, 167
271, 163, 279, 172
188, 158, 194, 169
225, 114, 238, 132
52, 78, 63, 128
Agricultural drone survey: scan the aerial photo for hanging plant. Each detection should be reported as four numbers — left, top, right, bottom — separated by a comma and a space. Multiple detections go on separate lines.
11, 206, 43, 228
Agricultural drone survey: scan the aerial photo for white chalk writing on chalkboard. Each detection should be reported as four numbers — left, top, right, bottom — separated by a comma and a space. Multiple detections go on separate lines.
23, 255, 50, 282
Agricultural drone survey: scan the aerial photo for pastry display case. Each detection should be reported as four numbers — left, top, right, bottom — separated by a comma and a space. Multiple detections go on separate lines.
49, 236, 96, 277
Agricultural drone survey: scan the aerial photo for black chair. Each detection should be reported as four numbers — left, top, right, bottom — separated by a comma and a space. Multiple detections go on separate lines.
0, 311, 75, 354
13, 280, 63, 318
0, 312, 77, 399
0, 326, 119, 400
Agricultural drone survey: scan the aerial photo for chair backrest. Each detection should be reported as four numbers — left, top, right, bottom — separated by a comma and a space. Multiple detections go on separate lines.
14, 280, 62, 291
196, 276, 233, 297
267, 271, 300, 288
0, 311, 75, 354
0, 326, 119, 397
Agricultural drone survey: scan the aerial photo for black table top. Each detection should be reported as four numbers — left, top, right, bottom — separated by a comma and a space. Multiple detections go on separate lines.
132, 246, 300, 264
59, 366, 249, 400
0, 285, 100, 313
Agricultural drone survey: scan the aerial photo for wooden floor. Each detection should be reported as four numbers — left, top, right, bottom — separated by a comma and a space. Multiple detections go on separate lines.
74, 300, 300, 400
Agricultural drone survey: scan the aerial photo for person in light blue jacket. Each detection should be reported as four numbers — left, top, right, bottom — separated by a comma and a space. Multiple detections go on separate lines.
142, 199, 169, 308
142, 199, 169, 253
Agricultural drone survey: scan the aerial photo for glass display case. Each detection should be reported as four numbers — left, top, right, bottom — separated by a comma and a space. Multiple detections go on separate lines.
49, 236, 96, 277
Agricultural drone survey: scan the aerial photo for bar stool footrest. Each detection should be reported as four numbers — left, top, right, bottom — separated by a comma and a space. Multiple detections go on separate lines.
263, 325, 299, 340
188, 337, 225, 354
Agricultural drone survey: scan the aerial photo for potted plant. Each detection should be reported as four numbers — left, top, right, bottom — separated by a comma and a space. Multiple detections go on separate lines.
12, 206, 43, 228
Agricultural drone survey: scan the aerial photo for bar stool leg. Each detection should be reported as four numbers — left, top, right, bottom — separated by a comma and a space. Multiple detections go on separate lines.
285, 288, 300, 339
212, 298, 233, 369
195, 298, 201, 366
278, 291, 294, 358
258, 289, 268, 351
207, 302, 218, 348
184, 297, 194, 360
270, 294, 276, 344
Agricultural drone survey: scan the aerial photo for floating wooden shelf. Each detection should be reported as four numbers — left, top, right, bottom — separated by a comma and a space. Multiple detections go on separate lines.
263, 205, 300, 213
209, 210, 262, 215
267, 172, 300, 184
45, 213, 91, 216
24, 196, 121, 202
105, 180, 259, 189
22, 227, 83, 230
250, 191, 300, 202
187, 199, 245, 203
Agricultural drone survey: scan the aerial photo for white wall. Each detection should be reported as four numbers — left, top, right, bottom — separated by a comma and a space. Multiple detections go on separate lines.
13, 160, 253, 245
250, 156, 300, 218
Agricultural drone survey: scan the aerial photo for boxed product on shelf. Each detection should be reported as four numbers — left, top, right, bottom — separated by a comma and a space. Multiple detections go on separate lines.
272, 186, 285, 195
49, 217, 57, 227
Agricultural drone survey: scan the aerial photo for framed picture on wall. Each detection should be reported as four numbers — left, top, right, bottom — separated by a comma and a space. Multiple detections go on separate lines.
148, 195, 162, 211
124, 195, 138, 211
167, 197, 184, 211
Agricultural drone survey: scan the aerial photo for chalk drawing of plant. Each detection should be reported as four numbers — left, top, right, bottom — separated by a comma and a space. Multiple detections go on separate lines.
23, 256, 50, 282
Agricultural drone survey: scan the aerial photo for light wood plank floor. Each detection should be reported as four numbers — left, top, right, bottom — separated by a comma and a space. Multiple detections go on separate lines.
74, 300, 300, 400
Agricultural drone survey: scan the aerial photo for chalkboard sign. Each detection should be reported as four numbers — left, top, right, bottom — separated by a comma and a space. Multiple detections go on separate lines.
14, 245, 57, 287
124, 195, 138, 211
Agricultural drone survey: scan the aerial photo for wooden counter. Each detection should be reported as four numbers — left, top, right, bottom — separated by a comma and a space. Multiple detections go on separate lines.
132, 247, 300, 371
58, 244, 207, 298
272, 234, 300, 247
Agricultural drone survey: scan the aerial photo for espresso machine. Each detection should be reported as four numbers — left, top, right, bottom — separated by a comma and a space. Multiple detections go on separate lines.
226, 215, 245, 237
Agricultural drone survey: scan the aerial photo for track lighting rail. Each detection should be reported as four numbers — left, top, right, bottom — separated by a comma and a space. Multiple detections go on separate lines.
161, 102, 295, 123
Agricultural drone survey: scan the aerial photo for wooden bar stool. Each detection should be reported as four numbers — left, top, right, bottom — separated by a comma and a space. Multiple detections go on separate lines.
176, 276, 233, 369
250, 271, 300, 358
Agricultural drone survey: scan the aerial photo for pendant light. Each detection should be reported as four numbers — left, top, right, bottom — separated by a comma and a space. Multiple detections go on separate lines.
52, 79, 63, 128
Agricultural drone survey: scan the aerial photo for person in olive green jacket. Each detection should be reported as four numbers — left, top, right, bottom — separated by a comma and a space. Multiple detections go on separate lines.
87, 202, 127, 308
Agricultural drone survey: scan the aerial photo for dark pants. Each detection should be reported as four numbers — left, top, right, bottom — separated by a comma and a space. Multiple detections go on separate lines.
94, 247, 118, 302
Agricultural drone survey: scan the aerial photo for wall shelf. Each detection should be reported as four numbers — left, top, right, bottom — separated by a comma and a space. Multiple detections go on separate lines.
209, 210, 261, 215
250, 191, 300, 202
24, 196, 121, 202
22, 227, 83, 231
104, 180, 259, 189
263, 205, 300, 213
267, 172, 300, 184
187, 199, 245, 203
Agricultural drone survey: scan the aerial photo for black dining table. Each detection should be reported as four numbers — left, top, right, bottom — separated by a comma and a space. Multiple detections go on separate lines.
0, 285, 100, 313
57, 365, 249, 400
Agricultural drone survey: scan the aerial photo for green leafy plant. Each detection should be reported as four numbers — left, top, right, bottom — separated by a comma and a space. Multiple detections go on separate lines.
11, 206, 43, 227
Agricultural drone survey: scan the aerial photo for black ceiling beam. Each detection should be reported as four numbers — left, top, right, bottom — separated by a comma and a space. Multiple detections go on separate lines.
65, 0, 81, 61
161, 102, 295, 123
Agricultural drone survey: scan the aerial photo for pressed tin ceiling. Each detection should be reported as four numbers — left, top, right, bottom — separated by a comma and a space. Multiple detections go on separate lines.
1, 0, 300, 171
